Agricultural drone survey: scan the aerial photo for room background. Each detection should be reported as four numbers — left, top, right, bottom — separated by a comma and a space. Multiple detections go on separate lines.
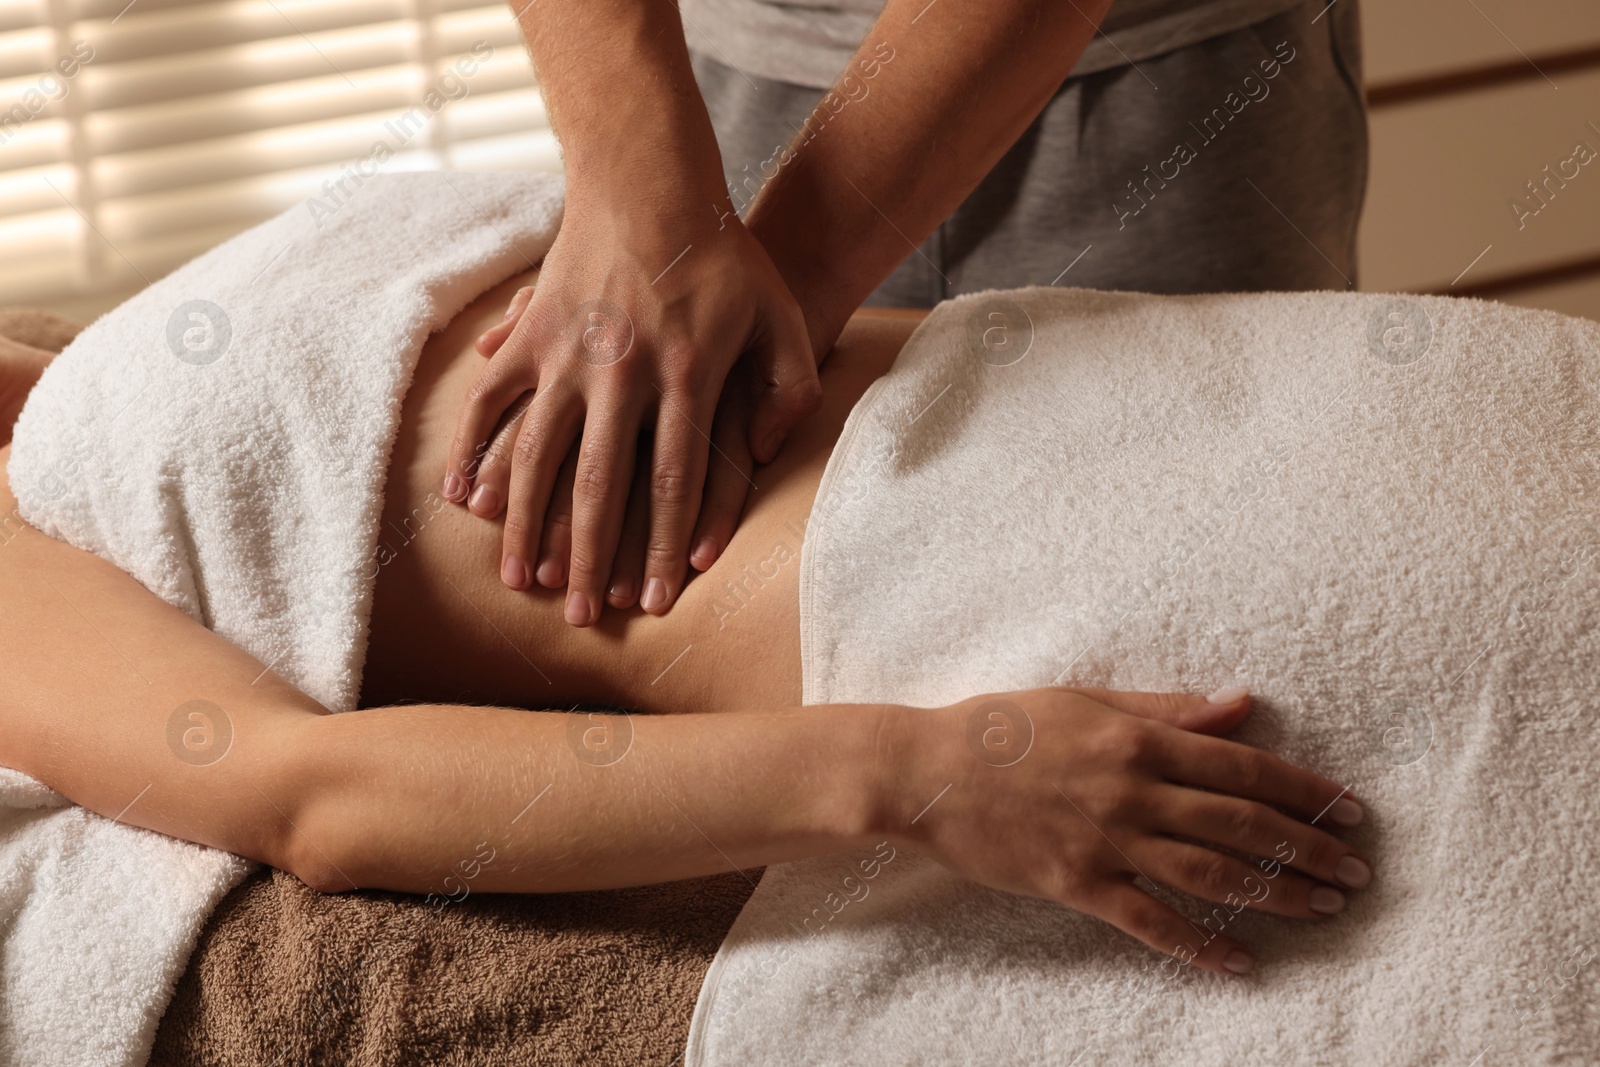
0, 0, 1596, 324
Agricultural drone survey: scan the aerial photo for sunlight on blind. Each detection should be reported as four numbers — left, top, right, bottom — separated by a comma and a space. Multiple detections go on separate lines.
0, 0, 559, 315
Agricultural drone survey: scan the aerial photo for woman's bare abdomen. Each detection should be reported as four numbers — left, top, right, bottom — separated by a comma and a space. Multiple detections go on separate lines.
359, 269, 917, 714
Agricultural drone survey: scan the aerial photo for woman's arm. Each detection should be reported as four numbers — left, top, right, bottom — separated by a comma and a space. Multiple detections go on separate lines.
0, 456, 881, 894
0, 450, 1371, 975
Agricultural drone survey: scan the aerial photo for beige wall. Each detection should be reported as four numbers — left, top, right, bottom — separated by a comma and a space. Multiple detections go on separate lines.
1362, 0, 1600, 84
1359, 0, 1600, 319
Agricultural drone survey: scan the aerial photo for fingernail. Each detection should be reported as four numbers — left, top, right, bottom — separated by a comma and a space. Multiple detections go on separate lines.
468, 484, 500, 516
1329, 797, 1364, 827
640, 577, 668, 613
1223, 949, 1253, 974
443, 473, 467, 502
760, 429, 783, 461
1207, 686, 1249, 705
500, 302, 518, 322
1308, 887, 1345, 915
691, 536, 720, 569
564, 589, 592, 626
501, 555, 529, 589
1335, 856, 1371, 889
608, 578, 635, 604
535, 556, 564, 588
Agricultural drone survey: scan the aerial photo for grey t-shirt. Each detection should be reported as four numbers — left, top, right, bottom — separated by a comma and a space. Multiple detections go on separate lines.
679, 0, 1306, 88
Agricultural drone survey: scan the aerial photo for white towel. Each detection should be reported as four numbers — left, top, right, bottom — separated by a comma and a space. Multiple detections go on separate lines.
688, 288, 1600, 1065
4, 171, 565, 1067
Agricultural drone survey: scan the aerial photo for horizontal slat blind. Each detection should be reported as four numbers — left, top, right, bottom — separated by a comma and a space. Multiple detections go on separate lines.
1358, 67, 1600, 296
1363, 0, 1600, 87
0, 0, 559, 312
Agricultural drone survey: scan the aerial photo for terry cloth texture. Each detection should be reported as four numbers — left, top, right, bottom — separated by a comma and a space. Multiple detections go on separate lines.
687, 287, 1600, 1065
3, 171, 565, 1067
693, 0, 1366, 305
149, 867, 757, 1067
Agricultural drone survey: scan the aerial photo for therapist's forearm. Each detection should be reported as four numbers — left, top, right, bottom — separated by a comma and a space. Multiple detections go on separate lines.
745, 0, 1113, 356
514, 0, 727, 208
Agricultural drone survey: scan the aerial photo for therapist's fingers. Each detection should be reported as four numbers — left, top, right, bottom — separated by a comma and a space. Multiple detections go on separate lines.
464, 391, 534, 518
745, 301, 821, 464
533, 446, 579, 589
445, 327, 544, 504
688, 366, 757, 571
640, 384, 716, 614
476, 286, 536, 358
563, 399, 640, 626
606, 438, 652, 609
500, 389, 583, 590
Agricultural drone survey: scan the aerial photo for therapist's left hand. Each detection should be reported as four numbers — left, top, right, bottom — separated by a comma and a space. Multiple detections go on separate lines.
444, 185, 818, 627
472, 303, 765, 612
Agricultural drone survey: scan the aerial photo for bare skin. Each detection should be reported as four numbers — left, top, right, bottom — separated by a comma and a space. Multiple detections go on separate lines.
447, 0, 1119, 628
0, 278, 1371, 976
363, 266, 888, 716
0, 335, 56, 450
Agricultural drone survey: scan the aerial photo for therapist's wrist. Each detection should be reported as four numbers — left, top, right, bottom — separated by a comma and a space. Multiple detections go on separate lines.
531, 0, 727, 210
744, 178, 880, 365
562, 126, 729, 218
751, 242, 857, 365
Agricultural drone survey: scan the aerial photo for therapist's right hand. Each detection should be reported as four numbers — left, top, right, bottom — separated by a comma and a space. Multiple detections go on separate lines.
444, 175, 820, 627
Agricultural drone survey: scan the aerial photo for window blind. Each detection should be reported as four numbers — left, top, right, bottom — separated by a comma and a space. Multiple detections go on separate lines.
0, 0, 558, 314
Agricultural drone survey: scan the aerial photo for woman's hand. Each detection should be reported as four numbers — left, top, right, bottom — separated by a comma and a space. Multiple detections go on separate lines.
443, 181, 819, 628
884, 687, 1371, 975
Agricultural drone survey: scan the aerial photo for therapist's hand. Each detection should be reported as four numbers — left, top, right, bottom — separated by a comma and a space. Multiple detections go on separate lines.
443, 182, 819, 626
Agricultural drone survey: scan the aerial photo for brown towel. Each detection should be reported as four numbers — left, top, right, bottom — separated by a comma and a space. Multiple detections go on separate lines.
149, 868, 756, 1066
0, 307, 82, 354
